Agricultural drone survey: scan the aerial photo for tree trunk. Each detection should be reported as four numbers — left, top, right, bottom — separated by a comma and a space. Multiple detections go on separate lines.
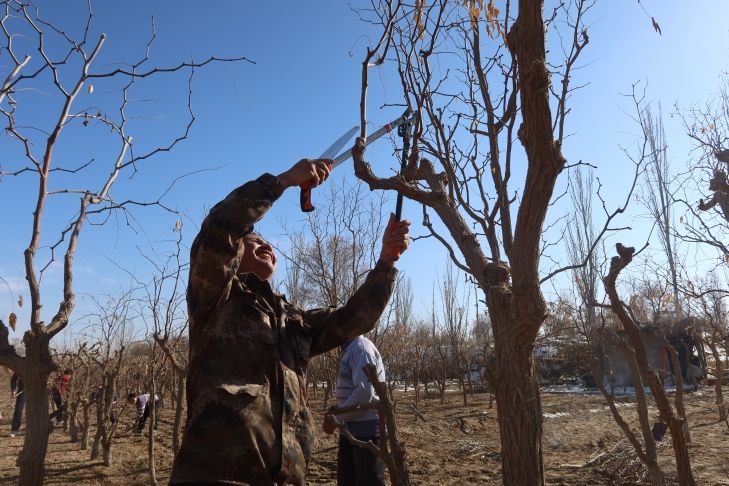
17, 332, 55, 486
69, 400, 79, 442
605, 246, 695, 486
646, 458, 666, 486
90, 422, 103, 459
364, 364, 411, 486
62, 394, 70, 432
148, 359, 158, 485
90, 380, 106, 462
103, 437, 112, 467
80, 400, 91, 450
172, 373, 185, 454
706, 341, 727, 421
459, 375, 468, 406
492, 344, 544, 485
467, 366, 474, 397
414, 368, 420, 408
323, 379, 332, 409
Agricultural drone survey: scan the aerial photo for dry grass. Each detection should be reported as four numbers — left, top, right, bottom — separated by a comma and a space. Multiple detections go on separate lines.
1, 383, 729, 485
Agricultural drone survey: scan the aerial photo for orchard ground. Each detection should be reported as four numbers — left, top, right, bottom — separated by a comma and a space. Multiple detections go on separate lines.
0, 378, 728, 485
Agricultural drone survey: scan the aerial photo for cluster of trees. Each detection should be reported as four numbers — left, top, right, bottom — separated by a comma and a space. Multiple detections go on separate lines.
342, 1, 729, 485
2, 1, 729, 486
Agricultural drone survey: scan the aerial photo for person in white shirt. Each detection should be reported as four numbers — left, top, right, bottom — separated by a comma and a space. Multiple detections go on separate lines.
322, 335, 386, 486
127, 392, 160, 433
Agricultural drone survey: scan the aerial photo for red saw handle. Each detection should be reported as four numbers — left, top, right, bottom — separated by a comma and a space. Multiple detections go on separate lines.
299, 162, 333, 212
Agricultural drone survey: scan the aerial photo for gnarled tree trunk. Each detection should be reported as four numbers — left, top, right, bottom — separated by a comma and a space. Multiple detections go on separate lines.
17, 332, 56, 486
80, 399, 91, 450
69, 399, 80, 442
604, 244, 695, 486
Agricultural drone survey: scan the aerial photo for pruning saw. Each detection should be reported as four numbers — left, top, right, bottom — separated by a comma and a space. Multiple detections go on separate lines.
300, 110, 417, 212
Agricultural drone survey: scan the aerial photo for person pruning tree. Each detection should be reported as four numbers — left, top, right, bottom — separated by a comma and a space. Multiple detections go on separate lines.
127, 392, 160, 433
169, 157, 410, 485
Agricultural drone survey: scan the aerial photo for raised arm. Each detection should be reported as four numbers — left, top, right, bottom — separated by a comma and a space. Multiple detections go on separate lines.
304, 214, 411, 356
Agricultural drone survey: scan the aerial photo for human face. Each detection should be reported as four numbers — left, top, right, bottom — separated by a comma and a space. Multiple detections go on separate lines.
238, 233, 277, 281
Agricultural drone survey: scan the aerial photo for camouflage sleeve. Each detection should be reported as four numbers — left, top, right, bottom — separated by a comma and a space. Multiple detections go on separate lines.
304, 260, 398, 357
187, 173, 285, 317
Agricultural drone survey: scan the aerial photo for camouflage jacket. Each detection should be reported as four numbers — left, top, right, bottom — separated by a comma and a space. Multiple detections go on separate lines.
169, 173, 397, 485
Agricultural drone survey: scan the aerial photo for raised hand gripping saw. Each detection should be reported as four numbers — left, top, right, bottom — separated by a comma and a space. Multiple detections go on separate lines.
300, 109, 416, 212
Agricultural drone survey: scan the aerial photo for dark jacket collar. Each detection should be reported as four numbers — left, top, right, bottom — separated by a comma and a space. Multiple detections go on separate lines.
237, 272, 282, 312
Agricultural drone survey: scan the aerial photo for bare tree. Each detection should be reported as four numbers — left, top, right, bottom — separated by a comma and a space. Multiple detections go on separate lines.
85, 291, 133, 467
565, 167, 602, 336
676, 74, 729, 255
62, 344, 89, 443
141, 229, 189, 456
437, 262, 470, 405
404, 320, 431, 410
347, 2, 646, 482
0, 2, 249, 483
592, 326, 666, 485
603, 243, 695, 485
689, 277, 728, 423
378, 277, 415, 398
639, 101, 683, 314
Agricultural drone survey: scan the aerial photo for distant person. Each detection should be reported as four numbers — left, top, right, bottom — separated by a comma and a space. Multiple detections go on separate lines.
49, 368, 72, 423
127, 392, 159, 433
10, 372, 24, 437
686, 357, 704, 391
323, 335, 386, 486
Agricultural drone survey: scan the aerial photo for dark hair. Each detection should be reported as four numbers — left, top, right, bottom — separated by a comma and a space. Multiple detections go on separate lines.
127, 392, 136, 400
64, 368, 72, 374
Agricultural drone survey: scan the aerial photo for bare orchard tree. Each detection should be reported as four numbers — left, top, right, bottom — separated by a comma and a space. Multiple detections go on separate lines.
75, 350, 96, 450
428, 291, 449, 405
688, 277, 728, 423
405, 321, 431, 410
153, 333, 188, 452
377, 277, 416, 399
437, 262, 471, 406
349, 2, 642, 482
65, 343, 91, 444
140, 229, 189, 455
0, 2, 249, 484
592, 325, 666, 486
85, 290, 133, 467
603, 244, 695, 485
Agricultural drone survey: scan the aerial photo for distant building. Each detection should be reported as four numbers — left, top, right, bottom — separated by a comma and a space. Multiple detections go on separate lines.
596, 317, 705, 390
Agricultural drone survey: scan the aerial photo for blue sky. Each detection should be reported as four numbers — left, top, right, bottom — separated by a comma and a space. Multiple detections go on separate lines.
2, 1, 729, 342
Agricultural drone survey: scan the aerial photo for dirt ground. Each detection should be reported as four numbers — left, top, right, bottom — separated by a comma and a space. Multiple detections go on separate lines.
1, 383, 728, 485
